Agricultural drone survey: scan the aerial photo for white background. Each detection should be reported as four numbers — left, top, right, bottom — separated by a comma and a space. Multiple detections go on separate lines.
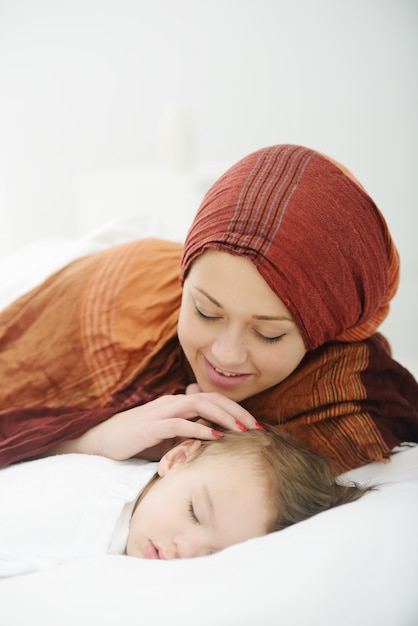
0, 0, 417, 364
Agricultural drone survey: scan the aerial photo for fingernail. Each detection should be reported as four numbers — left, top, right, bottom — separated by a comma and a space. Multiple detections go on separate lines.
235, 421, 248, 432
255, 422, 266, 431
211, 429, 224, 439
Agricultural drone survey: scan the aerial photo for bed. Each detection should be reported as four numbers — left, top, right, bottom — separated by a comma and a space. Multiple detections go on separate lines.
1, 205, 418, 626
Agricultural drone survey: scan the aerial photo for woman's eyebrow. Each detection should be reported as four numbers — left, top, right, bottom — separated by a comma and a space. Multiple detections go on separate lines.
192, 286, 293, 323
193, 286, 222, 308
253, 314, 294, 322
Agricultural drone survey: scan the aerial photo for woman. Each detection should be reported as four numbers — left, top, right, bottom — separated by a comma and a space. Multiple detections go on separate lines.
1, 144, 417, 470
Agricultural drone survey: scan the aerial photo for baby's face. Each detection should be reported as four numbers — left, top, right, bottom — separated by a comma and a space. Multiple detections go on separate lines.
126, 440, 271, 560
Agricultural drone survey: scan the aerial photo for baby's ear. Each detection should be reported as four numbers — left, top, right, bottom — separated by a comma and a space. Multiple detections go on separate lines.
158, 439, 202, 477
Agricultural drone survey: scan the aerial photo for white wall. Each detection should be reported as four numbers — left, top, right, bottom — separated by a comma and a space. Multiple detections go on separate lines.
0, 0, 417, 363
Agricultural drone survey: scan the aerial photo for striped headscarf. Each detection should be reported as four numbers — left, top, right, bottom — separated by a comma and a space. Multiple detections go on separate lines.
180, 144, 399, 351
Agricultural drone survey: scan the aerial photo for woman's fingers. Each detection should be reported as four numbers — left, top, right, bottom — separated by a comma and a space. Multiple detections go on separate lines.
185, 383, 201, 395
162, 392, 260, 432
83, 391, 263, 462
151, 417, 224, 442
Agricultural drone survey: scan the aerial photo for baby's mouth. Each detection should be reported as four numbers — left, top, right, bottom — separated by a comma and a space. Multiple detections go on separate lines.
144, 539, 165, 560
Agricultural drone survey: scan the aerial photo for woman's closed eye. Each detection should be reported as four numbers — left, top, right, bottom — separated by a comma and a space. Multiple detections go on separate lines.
195, 303, 286, 343
194, 304, 219, 321
254, 330, 286, 344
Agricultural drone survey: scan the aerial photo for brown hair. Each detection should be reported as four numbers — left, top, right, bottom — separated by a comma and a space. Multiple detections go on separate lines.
192, 426, 373, 532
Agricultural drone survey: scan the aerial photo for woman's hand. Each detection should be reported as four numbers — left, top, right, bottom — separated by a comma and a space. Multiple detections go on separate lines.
48, 390, 262, 461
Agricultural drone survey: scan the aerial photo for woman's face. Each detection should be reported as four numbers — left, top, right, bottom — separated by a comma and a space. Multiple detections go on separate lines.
178, 250, 307, 402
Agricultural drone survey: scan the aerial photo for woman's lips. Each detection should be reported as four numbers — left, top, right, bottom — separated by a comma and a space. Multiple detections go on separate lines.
203, 356, 251, 389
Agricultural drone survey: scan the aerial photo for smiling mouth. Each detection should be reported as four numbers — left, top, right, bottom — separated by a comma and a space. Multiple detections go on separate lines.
203, 356, 251, 388
213, 366, 241, 377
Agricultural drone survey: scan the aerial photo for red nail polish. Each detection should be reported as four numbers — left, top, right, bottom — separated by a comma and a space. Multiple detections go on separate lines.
255, 422, 266, 431
211, 429, 224, 439
235, 421, 248, 432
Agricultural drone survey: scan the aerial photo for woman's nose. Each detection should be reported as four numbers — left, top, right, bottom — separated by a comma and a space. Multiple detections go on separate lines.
211, 327, 247, 366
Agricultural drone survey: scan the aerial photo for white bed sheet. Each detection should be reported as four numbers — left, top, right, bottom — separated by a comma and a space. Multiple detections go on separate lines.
1, 215, 418, 626
1, 445, 417, 626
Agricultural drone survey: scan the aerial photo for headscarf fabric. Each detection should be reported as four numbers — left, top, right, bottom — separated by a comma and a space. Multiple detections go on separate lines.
181, 145, 400, 351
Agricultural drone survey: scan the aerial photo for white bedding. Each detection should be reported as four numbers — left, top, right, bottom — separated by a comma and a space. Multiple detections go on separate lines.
1, 214, 418, 625
1, 445, 417, 626
0, 455, 157, 578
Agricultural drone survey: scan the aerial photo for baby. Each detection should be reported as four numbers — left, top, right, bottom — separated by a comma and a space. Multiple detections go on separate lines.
0, 428, 370, 576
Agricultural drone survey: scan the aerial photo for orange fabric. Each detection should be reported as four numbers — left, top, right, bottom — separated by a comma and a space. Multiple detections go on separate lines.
0, 238, 185, 411
243, 339, 391, 471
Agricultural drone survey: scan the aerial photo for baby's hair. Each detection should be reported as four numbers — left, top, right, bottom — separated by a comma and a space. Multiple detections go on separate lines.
192, 426, 373, 532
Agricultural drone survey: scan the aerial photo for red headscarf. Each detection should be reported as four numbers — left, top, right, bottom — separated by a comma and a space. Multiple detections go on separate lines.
180, 144, 399, 351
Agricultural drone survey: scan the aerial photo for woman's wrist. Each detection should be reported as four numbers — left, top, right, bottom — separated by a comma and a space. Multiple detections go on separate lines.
40, 428, 102, 457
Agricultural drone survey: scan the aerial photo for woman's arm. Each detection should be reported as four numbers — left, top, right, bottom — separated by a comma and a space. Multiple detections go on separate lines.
0, 405, 116, 467
44, 391, 261, 461
0, 389, 260, 466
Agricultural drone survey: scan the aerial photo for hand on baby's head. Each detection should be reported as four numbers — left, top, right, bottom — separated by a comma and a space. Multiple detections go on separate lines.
127, 428, 372, 560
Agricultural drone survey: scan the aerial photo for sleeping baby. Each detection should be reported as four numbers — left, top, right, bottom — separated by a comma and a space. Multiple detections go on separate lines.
0, 428, 371, 576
